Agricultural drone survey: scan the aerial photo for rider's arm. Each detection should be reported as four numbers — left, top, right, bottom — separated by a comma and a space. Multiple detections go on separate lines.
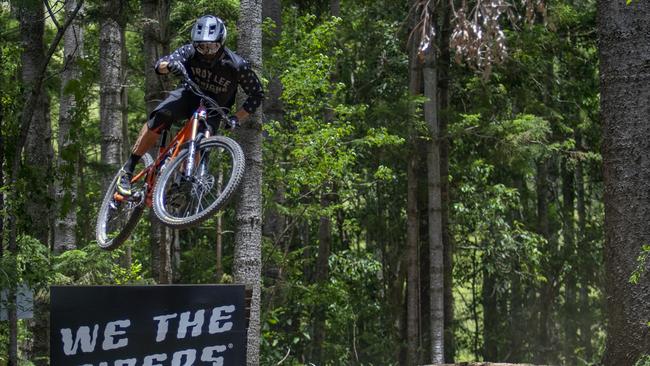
155, 44, 195, 75
235, 61, 265, 120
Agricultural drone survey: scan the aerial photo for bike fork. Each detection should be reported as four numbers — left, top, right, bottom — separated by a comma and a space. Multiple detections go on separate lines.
184, 116, 200, 177
184, 116, 211, 178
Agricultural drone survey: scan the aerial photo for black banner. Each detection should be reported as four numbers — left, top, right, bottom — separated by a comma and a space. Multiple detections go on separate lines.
50, 285, 246, 366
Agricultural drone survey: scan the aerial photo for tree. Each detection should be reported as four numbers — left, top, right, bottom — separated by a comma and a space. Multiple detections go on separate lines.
7, 1, 83, 363
54, 0, 85, 253
423, 21, 445, 366
599, 0, 650, 364
19, 2, 51, 363
21, 0, 52, 248
0, 35, 4, 264
411, 0, 446, 361
141, 0, 174, 284
234, 0, 264, 364
99, 0, 126, 176
311, 1, 339, 363
407, 3, 423, 363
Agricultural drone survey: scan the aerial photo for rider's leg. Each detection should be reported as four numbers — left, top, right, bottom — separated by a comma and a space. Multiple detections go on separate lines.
117, 110, 172, 196
117, 88, 196, 196
123, 123, 160, 174
116, 123, 165, 196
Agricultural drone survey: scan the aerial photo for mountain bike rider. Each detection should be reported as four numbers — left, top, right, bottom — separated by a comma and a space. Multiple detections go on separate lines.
116, 15, 264, 196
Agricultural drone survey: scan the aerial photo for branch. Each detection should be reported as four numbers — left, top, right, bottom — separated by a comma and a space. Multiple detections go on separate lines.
275, 348, 291, 365
43, 0, 61, 29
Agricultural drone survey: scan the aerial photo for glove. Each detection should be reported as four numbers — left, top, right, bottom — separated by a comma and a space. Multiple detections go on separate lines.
225, 115, 239, 129
166, 60, 184, 76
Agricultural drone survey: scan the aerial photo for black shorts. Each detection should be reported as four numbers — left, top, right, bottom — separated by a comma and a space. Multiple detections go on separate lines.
147, 88, 224, 133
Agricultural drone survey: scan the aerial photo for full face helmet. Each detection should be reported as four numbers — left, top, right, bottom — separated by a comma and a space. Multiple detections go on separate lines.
191, 15, 227, 55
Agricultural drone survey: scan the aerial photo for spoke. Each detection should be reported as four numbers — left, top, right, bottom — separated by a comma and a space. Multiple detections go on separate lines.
160, 143, 236, 220
195, 196, 203, 215
182, 197, 193, 218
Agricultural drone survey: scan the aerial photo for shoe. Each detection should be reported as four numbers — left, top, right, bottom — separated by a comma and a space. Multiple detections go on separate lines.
116, 169, 133, 196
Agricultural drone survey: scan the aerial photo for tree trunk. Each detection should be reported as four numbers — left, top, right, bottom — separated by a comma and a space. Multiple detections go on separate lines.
155, 222, 173, 283
7, 2, 83, 363
406, 10, 423, 362
0, 44, 3, 260
508, 264, 525, 362
424, 45, 445, 366
234, 1, 264, 364
561, 159, 577, 364
216, 213, 224, 282
406, 153, 421, 366
54, 0, 84, 253
330, 0, 340, 17
119, 29, 134, 269
21, 0, 52, 247
438, 0, 454, 361
534, 160, 551, 364
574, 134, 593, 360
142, 0, 171, 112
142, 0, 173, 284
19, 2, 51, 364
261, 0, 286, 302
482, 268, 498, 361
312, 186, 332, 364
99, 0, 125, 179
599, 0, 650, 364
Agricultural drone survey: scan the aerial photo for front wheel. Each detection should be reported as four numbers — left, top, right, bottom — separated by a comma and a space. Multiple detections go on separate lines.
96, 154, 153, 250
153, 136, 245, 229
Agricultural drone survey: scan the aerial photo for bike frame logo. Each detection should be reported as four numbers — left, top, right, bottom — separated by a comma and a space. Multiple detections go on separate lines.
50, 285, 247, 366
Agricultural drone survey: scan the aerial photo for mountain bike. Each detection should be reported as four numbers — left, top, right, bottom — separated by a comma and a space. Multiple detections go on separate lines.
96, 67, 245, 250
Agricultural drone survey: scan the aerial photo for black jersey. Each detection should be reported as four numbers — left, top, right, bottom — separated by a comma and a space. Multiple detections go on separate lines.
155, 44, 264, 114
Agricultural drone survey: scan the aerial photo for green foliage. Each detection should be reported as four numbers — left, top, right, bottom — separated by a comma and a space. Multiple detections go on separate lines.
169, 0, 239, 49
261, 250, 395, 365
452, 159, 545, 289
265, 10, 403, 208
629, 244, 650, 285
0, 236, 51, 291
636, 355, 650, 366
52, 245, 148, 285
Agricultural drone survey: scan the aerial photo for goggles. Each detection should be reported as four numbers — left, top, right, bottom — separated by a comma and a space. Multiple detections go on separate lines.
194, 42, 220, 55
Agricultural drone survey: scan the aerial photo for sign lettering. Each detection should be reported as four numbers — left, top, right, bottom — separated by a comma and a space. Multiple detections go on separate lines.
50, 285, 246, 365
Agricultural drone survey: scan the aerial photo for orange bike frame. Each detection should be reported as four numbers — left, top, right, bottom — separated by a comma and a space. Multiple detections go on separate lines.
124, 101, 211, 207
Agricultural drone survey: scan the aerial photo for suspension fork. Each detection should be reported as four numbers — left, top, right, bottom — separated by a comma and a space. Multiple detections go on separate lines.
184, 114, 199, 178
184, 107, 210, 178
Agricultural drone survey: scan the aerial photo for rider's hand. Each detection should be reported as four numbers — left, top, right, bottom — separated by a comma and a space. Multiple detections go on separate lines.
225, 115, 239, 129
167, 60, 185, 76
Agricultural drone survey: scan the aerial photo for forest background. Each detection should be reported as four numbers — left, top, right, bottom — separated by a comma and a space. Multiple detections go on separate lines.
0, 0, 648, 365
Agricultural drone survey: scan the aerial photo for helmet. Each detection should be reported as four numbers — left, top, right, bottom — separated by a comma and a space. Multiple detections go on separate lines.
191, 15, 227, 44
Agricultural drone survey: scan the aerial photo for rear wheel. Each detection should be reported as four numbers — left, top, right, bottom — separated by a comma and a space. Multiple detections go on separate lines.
96, 154, 153, 250
153, 136, 245, 229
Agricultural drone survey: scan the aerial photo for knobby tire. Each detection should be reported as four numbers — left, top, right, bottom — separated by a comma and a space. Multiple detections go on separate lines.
152, 136, 245, 229
96, 153, 153, 250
